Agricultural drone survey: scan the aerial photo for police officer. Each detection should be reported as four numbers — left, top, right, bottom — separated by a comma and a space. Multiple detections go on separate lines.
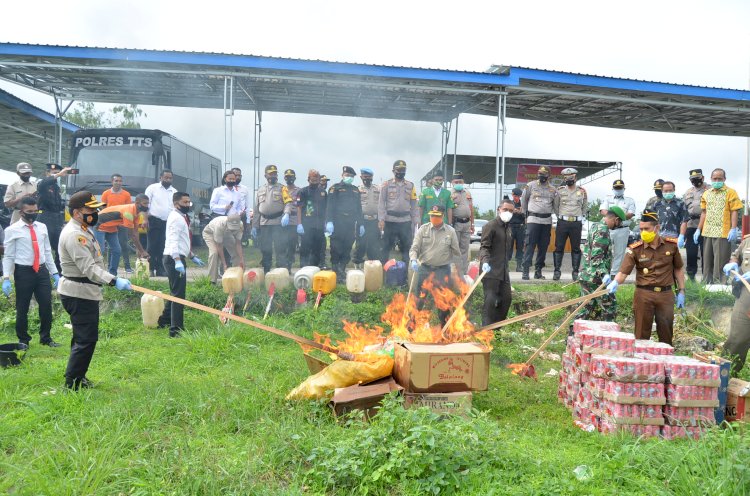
520, 166, 557, 280
296, 170, 328, 267
479, 199, 513, 326
282, 169, 300, 270
379, 160, 419, 264
508, 187, 525, 271
353, 167, 380, 269
645, 179, 665, 210
36, 163, 72, 273
683, 169, 709, 281
607, 209, 686, 345
318, 174, 330, 266
450, 171, 473, 275
653, 180, 688, 243
553, 167, 587, 281
722, 235, 750, 373
4, 162, 37, 225
57, 191, 132, 390
326, 166, 363, 281
252, 165, 293, 273
418, 172, 454, 224
600, 179, 637, 276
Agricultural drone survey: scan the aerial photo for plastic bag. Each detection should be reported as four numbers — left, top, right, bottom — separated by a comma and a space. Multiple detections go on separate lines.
286, 355, 394, 400
135, 258, 150, 280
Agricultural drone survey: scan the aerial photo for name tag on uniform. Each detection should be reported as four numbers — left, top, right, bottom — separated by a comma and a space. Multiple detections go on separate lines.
639, 257, 650, 263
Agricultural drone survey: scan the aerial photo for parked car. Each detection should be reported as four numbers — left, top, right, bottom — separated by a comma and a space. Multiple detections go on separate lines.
471, 219, 488, 243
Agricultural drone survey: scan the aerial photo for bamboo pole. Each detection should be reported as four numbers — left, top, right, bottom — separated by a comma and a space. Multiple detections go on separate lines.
441, 270, 486, 338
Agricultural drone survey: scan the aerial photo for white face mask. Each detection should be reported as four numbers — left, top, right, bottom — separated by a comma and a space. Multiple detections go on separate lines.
499, 211, 513, 223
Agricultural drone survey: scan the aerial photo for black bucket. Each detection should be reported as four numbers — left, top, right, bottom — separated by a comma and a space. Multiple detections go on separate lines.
0, 343, 28, 368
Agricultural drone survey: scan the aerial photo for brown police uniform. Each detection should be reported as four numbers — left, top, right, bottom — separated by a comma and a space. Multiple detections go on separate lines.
619, 236, 683, 344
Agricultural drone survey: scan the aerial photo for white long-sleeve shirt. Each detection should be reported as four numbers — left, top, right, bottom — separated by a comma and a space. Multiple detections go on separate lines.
236, 184, 252, 221
3, 219, 57, 277
209, 185, 245, 216
145, 182, 177, 221
163, 209, 193, 260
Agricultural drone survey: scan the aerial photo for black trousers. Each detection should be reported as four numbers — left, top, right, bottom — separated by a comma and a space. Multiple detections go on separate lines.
523, 223, 551, 271
282, 224, 299, 270
482, 277, 512, 327
258, 225, 286, 273
117, 226, 132, 270
38, 212, 63, 273
554, 220, 582, 256
14, 265, 53, 344
61, 295, 99, 381
353, 219, 380, 264
300, 226, 326, 267
381, 221, 413, 263
508, 224, 525, 263
159, 256, 187, 335
147, 216, 167, 275
685, 227, 704, 277
415, 265, 451, 326
330, 220, 356, 267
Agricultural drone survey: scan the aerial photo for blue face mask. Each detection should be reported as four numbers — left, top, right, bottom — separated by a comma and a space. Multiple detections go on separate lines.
663, 193, 675, 200
613, 189, 624, 197
712, 181, 724, 189
453, 184, 464, 191
342, 176, 354, 185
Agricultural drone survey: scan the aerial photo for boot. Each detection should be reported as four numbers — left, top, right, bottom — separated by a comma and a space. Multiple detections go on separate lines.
571, 252, 582, 281
552, 252, 563, 281
516, 259, 523, 272
534, 268, 545, 280
522, 268, 530, 280
335, 263, 346, 283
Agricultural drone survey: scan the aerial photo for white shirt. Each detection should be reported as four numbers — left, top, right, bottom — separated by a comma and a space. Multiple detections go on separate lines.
163, 209, 192, 259
603, 194, 637, 227
2, 219, 57, 277
210, 185, 245, 216
236, 184, 252, 222
145, 182, 177, 221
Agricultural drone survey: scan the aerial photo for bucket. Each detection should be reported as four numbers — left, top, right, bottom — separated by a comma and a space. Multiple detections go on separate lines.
0, 343, 28, 368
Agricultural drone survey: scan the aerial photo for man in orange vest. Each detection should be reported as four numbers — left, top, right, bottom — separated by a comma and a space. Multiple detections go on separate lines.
93, 194, 150, 275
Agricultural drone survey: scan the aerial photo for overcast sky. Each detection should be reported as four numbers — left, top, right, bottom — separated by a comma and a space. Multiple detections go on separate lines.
2, 0, 749, 211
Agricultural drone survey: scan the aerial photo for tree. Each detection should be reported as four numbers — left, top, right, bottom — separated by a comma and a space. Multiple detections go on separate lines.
587, 199, 603, 222
67, 102, 146, 129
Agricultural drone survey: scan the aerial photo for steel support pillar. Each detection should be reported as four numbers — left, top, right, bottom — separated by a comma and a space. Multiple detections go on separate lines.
223, 76, 235, 171
494, 92, 507, 208
252, 110, 262, 206
53, 94, 73, 165
452, 116, 459, 176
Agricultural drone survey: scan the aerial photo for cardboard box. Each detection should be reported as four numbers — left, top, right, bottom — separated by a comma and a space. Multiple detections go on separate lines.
693, 352, 731, 424
329, 377, 403, 418
725, 378, 750, 422
394, 342, 490, 393
403, 392, 472, 416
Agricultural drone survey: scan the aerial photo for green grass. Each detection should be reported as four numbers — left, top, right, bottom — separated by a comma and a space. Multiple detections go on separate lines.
0, 281, 747, 495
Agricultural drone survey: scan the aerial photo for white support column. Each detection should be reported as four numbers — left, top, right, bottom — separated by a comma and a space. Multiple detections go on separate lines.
500, 92, 507, 203
223, 76, 235, 171
53, 95, 73, 165
452, 116, 459, 176
252, 110, 262, 207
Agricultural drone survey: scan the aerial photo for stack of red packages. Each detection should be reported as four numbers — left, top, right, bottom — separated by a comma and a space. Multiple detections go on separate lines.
665, 384, 719, 407
580, 330, 636, 356
634, 340, 674, 356
663, 406, 716, 427
590, 355, 665, 383
600, 400, 664, 425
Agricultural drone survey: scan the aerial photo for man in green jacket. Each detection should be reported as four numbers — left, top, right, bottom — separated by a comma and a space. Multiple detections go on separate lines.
418, 172, 454, 225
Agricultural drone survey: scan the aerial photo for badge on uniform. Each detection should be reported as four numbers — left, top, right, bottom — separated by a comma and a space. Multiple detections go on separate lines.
643, 268, 649, 274
665, 251, 671, 256
77, 236, 87, 246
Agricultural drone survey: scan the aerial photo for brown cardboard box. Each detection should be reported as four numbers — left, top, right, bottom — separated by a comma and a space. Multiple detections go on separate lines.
329, 377, 403, 418
403, 392, 472, 415
393, 342, 490, 393
725, 378, 750, 422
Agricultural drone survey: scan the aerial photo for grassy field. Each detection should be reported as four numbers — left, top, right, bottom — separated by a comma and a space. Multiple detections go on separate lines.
0, 277, 748, 495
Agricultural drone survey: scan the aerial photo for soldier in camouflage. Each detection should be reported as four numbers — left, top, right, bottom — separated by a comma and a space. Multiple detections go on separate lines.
574, 206, 627, 329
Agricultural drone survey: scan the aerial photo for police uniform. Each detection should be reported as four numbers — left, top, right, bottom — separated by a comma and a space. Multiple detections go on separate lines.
520, 166, 557, 279
450, 171, 473, 275
553, 167, 587, 281
479, 213, 512, 326
57, 192, 115, 390
282, 170, 300, 270
653, 197, 688, 238
618, 211, 684, 344
602, 179, 637, 276
353, 168, 381, 266
508, 187, 526, 270
3, 163, 37, 225
252, 165, 293, 273
723, 235, 750, 373
645, 179, 665, 211
36, 163, 66, 273
326, 166, 363, 280
378, 160, 419, 263
296, 181, 328, 267
317, 175, 330, 266
682, 169, 709, 279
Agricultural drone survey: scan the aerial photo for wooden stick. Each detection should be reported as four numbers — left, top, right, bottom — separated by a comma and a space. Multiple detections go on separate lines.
441, 270, 487, 337
477, 288, 609, 332
401, 271, 418, 329
731, 270, 750, 293
130, 284, 349, 358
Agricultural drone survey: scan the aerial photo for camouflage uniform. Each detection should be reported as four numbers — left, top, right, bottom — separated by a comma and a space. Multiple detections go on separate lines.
576, 220, 617, 322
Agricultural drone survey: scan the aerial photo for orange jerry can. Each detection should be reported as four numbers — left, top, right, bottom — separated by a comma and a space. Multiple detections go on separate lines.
312, 270, 337, 295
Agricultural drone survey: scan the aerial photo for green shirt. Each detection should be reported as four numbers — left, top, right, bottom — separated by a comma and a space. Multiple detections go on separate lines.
579, 221, 612, 283
418, 187, 455, 223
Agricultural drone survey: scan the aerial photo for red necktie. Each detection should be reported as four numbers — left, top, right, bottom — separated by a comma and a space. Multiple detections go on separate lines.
26, 224, 40, 272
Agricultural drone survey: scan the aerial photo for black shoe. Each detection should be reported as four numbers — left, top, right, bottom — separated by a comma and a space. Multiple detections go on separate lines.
534, 270, 545, 280
41, 340, 61, 348
169, 330, 182, 338
522, 271, 530, 280
572, 271, 579, 281
65, 377, 94, 391
19, 340, 30, 347
553, 270, 561, 281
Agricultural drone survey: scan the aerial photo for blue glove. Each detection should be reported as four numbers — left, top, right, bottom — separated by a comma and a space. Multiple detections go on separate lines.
52, 273, 60, 289
174, 260, 186, 275
735, 271, 750, 282
606, 280, 619, 294
359, 225, 365, 237
191, 256, 205, 267
724, 262, 739, 276
602, 274, 611, 285
676, 292, 685, 309
2, 279, 11, 297
728, 228, 740, 243
410, 259, 419, 272
114, 277, 132, 291
281, 213, 290, 227
482, 263, 491, 273
677, 234, 685, 249
325, 222, 334, 236
297, 224, 304, 235
250, 227, 258, 239
693, 229, 701, 244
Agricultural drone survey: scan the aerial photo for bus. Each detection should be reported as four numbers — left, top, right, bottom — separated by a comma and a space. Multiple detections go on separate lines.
66, 128, 221, 240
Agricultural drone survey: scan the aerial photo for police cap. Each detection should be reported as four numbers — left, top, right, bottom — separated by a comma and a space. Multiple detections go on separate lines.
360, 167, 374, 176
538, 166, 550, 175
689, 169, 703, 178
641, 209, 660, 223
284, 169, 296, 177
613, 179, 625, 188
428, 205, 445, 216
653, 179, 665, 189
16, 162, 32, 174
452, 171, 464, 180
393, 159, 407, 170
561, 167, 578, 175
69, 191, 105, 210
342, 166, 356, 176
265, 165, 278, 174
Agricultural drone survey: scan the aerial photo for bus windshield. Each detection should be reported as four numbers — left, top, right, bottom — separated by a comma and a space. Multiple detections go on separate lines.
74, 146, 154, 179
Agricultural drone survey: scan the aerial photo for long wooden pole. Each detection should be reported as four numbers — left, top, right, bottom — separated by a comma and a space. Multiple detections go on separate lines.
401, 271, 418, 330
130, 284, 352, 359
440, 270, 486, 337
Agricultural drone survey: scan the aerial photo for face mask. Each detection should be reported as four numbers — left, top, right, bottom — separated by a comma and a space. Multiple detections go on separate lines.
22, 212, 38, 223
641, 230, 656, 243
613, 189, 624, 197
362, 179, 372, 187
394, 172, 405, 180
538, 175, 548, 183
655, 190, 663, 198
453, 184, 464, 191
499, 211, 513, 223
161, 181, 172, 189
178, 205, 191, 215
342, 176, 354, 185
712, 181, 724, 189
429, 217, 443, 227
663, 193, 675, 200
565, 179, 575, 186
20, 175, 31, 183
690, 178, 703, 187
433, 180, 443, 188
286, 179, 295, 186
268, 177, 278, 185
225, 181, 236, 188
309, 183, 319, 190
82, 212, 98, 226
137, 204, 149, 212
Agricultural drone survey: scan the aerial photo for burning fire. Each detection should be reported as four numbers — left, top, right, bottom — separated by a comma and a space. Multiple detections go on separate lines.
315, 274, 494, 356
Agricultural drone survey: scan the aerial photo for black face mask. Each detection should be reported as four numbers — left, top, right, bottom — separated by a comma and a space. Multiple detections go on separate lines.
22, 212, 38, 223
362, 179, 372, 187
178, 205, 191, 215
82, 212, 98, 226
394, 172, 405, 180
137, 204, 149, 213
20, 175, 31, 183
691, 178, 703, 187
286, 179, 295, 186
268, 177, 278, 185
565, 179, 575, 186
225, 181, 236, 188
309, 183, 319, 190
538, 175, 549, 183
161, 181, 172, 189
655, 190, 663, 198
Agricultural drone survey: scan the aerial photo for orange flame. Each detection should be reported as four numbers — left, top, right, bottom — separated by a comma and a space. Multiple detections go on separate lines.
506, 363, 537, 380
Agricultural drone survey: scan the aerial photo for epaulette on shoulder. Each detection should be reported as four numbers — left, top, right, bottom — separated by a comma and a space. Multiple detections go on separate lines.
628, 240, 643, 249
579, 186, 587, 193
663, 236, 678, 244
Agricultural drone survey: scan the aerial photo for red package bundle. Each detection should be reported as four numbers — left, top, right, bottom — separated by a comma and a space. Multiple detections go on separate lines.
634, 339, 674, 356
604, 380, 666, 405
600, 399, 664, 425
586, 376, 607, 398
647, 356, 721, 386
574, 348, 592, 371
661, 425, 703, 440
590, 355, 665, 383
580, 330, 635, 356
663, 406, 716, 427
573, 320, 621, 338
666, 384, 719, 407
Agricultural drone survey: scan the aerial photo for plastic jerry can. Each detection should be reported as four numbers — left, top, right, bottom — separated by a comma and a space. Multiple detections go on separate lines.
243, 268, 265, 290
385, 261, 407, 287
312, 270, 337, 295
222, 267, 245, 294
294, 266, 321, 290
346, 270, 366, 293
363, 260, 384, 292
141, 293, 165, 328
265, 268, 291, 291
